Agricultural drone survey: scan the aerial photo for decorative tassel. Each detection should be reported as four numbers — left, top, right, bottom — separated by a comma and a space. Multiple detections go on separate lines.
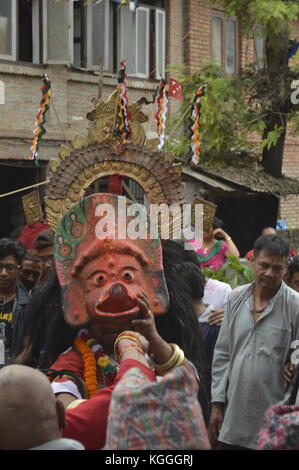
189, 85, 205, 165
28, 74, 51, 164
113, 60, 131, 144
154, 79, 168, 151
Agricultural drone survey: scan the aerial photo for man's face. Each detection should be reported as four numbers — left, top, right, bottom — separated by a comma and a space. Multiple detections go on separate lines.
287, 271, 299, 293
36, 247, 54, 277
251, 249, 288, 290
19, 260, 42, 292
0, 255, 20, 292
78, 253, 146, 333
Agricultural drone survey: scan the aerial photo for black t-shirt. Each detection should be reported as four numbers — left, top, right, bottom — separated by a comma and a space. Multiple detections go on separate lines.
0, 299, 14, 354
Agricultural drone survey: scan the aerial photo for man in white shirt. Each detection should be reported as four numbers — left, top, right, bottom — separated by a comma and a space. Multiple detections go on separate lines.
203, 278, 232, 309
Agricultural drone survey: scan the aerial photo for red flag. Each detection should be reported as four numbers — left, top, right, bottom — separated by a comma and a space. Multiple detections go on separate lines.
168, 78, 183, 100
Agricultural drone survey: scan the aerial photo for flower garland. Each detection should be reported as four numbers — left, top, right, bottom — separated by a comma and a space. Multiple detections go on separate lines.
154, 79, 168, 151
189, 85, 206, 165
74, 329, 118, 398
28, 74, 51, 163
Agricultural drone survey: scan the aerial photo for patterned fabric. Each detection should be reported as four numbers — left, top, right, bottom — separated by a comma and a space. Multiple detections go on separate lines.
104, 366, 211, 450
189, 239, 228, 272
257, 404, 299, 450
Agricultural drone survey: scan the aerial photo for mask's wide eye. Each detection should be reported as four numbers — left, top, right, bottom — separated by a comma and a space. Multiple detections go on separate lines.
96, 274, 106, 285
123, 271, 133, 281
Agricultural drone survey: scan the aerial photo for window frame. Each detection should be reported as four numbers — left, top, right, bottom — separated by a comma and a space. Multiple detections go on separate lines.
0, 0, 17, 61
118, 2, 164, 80
118, 4, 137, 76
1, 0, 165, 76
155, 7, 166, 79
86, 0, 110, 71
135, 6, 150, 78
210, 9, 239, 74
32, 0, 40, 64
254, 26, 265, 70
42, 0, 73, 65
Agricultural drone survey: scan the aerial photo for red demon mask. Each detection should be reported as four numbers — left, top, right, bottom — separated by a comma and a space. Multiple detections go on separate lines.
54, 194, 169, 328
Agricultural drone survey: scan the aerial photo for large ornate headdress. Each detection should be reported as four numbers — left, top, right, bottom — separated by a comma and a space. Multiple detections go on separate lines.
45, 97, 185, 232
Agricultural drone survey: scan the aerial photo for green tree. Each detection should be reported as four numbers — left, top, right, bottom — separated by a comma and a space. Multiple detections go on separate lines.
165, 63, 265, 166
167, 0, 299, 176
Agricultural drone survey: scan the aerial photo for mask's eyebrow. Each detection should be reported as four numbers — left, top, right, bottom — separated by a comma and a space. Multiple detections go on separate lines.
120, 266, 139, 271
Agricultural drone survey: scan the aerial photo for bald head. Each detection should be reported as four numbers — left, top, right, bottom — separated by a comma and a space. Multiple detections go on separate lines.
261, 227, 276, 236
0, 365, 64, 449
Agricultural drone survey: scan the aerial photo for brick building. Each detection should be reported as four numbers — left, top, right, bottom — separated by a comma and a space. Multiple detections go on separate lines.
0, 0, 299, 253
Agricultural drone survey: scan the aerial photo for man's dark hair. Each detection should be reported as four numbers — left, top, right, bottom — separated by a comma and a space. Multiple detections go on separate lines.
212, 217, 223, 230
0, 238, 26, 264
159, 241, 210, 425
162, 240, 199, 267
26, 271, 77, 369
173, 261, 206, 301
253, 234, 290, 259
287, 255, 299, 279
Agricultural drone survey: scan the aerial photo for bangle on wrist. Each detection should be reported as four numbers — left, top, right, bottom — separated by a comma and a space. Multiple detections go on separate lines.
117, 345, 144, 362
114, 331, 142, 357
153, 343, 185, 375
225, 237, 232, 242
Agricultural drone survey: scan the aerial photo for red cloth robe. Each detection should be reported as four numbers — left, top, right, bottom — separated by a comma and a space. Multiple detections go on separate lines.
50, 350, 156, 450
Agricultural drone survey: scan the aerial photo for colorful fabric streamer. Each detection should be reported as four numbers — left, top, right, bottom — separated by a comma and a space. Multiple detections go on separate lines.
28, 74, 51, 162
189, 85, 205, 165
113, 60, 131, 144
154, 79, 168, 151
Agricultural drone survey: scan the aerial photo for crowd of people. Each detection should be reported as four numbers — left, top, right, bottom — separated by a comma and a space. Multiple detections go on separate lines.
0, 212, 299, 451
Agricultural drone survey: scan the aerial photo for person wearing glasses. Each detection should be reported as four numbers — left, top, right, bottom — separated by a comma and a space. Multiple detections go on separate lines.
0, 238, 29, 365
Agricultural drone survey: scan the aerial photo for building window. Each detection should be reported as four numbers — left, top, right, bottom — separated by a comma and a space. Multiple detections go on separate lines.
0, 0, 39, 64
73, 0, 83, 67
226, 20, 236, 74
0, 0, 166, 79
155, 8, 166, 79
42, 0, 73, 64
73, 0, 111, 71
0, 80, 5, 104
71, 0, 165, 77
88, 0, 107, 69
211, 11, 238, 74
254, 26, 265, 70
211, 16, 222, 67
0, 0, 16, 61
118, 2, 165, 79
